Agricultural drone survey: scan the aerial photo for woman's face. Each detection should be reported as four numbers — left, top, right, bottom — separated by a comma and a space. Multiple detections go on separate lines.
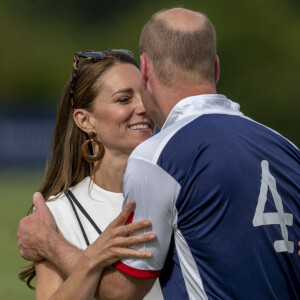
91, 63, 154, 156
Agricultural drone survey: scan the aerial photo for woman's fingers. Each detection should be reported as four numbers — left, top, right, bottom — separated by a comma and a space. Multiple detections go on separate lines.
98, 247, 153, 267
109, 200, 136, 227
93, 233, 155, 267
112, 233, 156, 248
113, 220, 152, 237
112, 248, 153, 259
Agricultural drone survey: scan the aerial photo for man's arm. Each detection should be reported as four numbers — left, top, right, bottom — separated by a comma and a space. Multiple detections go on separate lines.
48, 208, 156, 300
94, 157, 180, 299
35, 252, 102, 300
17, 192, 83, 277
17, 193, 157, 300
97, 267, 155, 300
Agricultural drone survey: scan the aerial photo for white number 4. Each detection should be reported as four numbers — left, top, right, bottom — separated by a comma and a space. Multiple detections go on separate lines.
253, 160, 294, 253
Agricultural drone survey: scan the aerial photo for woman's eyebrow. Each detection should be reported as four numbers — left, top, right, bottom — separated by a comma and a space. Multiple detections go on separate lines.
111, 88, 134, 96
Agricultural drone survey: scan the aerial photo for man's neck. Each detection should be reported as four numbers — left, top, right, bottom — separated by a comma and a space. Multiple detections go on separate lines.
169, 80, 217, 102
155, 81, 217, 128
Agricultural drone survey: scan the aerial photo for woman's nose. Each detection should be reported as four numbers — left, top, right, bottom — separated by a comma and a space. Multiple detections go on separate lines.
135, 97, 146, 115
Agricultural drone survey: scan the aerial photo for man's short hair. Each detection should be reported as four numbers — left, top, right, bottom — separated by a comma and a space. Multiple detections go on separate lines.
139, 9, 217, 86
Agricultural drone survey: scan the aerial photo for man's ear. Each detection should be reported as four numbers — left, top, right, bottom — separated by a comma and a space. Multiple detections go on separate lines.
73, 109, 94, 134
140, 54, 149, 88
214, 55, 220, 85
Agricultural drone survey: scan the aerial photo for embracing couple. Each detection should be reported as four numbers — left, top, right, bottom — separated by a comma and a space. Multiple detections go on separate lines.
17, 7, 300, 300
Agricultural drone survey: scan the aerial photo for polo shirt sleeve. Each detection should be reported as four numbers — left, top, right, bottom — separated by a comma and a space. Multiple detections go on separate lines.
114, 156, 181, 278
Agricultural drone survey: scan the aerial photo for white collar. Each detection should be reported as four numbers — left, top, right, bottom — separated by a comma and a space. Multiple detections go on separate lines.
161, 94, 244, 130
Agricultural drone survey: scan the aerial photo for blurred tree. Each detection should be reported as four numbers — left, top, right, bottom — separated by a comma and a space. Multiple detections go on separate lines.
0, 0, 299, 144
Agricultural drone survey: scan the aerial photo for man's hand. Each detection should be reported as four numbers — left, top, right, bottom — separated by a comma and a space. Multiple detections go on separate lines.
17, 192, 57, 261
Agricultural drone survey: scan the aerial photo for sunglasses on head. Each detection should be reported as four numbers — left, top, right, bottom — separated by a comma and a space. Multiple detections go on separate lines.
70, 49, 133, 109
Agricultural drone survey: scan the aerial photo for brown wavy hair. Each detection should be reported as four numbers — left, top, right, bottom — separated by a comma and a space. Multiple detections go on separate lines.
18, 51, 139, 289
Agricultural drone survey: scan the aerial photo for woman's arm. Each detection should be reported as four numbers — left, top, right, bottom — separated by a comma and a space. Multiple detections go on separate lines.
35, 261, 64, 299
34, 200, 156, 300
35, 255, 102, 300
35, 257, 103, 300
34, 224, 102, 300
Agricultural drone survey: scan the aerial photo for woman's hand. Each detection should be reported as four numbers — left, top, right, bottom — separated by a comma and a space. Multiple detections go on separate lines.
35, 200, 156, 300
84, 199, 156, 268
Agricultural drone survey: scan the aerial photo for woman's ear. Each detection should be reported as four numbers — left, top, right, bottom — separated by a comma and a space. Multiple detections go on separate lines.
73, 109, 94, 134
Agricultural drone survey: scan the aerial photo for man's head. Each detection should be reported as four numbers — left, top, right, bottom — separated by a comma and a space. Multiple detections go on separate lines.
139, 8, 219, 127
140, 8, 217, 87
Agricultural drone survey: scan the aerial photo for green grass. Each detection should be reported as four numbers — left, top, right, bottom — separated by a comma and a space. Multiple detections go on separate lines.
0, 170, 44, 299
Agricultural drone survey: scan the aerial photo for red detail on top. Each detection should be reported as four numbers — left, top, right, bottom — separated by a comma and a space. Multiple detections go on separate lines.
114, 261, 161, 278
126, 211, 134, 225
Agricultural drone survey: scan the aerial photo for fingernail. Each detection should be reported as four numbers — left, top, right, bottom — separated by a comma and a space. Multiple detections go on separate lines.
33, 192, 42, 199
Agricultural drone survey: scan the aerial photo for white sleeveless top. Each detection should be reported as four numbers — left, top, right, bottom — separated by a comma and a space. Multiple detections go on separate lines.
46, 176, 163, 300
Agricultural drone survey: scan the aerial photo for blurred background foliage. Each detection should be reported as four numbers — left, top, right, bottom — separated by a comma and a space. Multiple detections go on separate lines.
0, 0, 300, 146
0, 0, 299, 298
1, 0, 299, 145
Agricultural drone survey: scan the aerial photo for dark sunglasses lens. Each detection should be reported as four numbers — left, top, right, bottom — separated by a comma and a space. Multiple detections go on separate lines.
75, 51, 105, 59
107, 49, 133, 57
75, 49, 133, 60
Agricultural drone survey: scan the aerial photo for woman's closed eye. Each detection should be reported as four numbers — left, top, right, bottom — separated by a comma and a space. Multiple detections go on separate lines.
117, 96, 132, 104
